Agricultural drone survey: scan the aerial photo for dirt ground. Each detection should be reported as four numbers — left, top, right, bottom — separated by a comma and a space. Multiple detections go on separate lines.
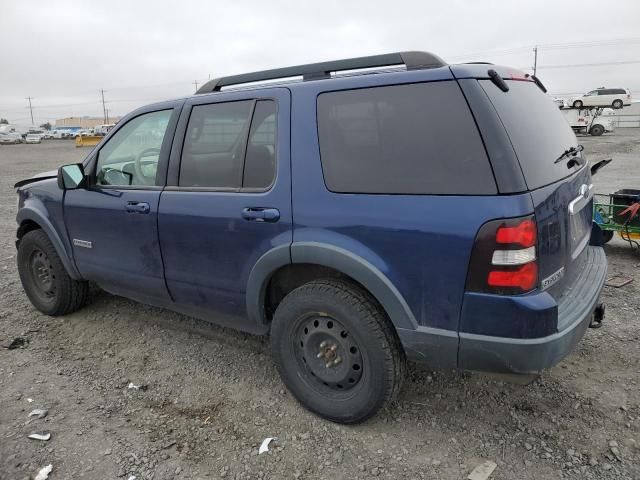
1, 132, 639, 480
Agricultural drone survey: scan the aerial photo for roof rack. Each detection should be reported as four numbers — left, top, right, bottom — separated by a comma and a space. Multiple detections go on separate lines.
196, 51, 446, 94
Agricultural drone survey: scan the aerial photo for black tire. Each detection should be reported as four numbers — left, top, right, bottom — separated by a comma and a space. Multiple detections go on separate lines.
612, 99, 623, 109
602, 230, 614, 244
271, 279, 406, 424
17, 229, 88, 316
590, 124, 605, 136
572, 100, 583, 108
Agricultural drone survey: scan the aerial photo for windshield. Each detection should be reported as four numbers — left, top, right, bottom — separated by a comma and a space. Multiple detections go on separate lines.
480, 79, 582, 190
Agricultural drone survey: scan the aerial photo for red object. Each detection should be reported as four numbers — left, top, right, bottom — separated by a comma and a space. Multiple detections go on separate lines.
496, 219, 537, 247
509, 71, 532, 81
488, 262, 538, 291
618, 202, 640, 222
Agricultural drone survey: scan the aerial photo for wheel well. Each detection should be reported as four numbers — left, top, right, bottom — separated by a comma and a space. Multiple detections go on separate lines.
264, 264, 379, 322
17, 220, 41, 241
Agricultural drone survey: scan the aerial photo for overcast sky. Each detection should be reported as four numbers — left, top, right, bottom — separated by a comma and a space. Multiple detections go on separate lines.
1, 0, 639, 125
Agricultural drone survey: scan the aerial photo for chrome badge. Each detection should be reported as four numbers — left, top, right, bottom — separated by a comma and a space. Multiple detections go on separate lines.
73, 239, 93, 249
541, 266, 565, 290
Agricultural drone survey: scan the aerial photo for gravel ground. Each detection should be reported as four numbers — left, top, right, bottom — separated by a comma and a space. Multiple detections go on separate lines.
1, 133, 639, 480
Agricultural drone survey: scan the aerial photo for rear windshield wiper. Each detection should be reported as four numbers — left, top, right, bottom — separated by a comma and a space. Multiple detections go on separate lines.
554, 144, 584, 164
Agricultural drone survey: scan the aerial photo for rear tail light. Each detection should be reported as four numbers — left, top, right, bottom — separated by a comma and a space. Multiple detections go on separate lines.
466, 216, 538, 295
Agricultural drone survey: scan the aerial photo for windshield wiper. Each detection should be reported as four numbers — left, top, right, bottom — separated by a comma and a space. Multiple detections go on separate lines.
554, 144, 584, 164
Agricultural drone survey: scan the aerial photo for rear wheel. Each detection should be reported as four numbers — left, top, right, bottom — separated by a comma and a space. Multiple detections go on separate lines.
270, 279, 405, 424
17, 230, 88, 316
572, 100, 583, 108
589, 124, 605, 136
612, 99, 623, 109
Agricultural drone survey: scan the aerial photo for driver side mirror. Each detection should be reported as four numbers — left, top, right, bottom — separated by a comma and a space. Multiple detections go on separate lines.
57, 163, 85, 190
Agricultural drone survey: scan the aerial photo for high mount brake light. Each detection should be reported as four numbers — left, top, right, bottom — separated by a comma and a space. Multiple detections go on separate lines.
465, 216, 538, 295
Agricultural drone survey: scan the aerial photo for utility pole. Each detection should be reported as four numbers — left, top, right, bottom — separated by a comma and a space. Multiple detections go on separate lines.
100, 89, 108, 123
26, 97, 34, 125
106, 108, 110, 124
533, 46, 538, 76
193, 80, 199, 92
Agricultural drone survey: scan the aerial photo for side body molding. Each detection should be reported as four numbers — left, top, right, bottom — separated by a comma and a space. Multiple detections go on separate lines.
246, 241, 418, 331
246, 241, 459, 368
290, 242, 418, 330
17, 207, 82, 280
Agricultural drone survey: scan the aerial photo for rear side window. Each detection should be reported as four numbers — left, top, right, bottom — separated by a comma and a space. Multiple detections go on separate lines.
480, 80, 581, 190
243, 100, 277, 189
317, 81, 496, 195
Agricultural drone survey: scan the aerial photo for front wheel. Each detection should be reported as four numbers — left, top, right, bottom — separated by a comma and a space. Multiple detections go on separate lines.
270, 279, 406, 424
17, 230, 88, 316
572, 100, 583, 108
590, 124, 605, 136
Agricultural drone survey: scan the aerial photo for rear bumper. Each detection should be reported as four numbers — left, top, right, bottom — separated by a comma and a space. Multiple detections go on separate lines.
398, 246, 607, 374
458, 246, 607, 373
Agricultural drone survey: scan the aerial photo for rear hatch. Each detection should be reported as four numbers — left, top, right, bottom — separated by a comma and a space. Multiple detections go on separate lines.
476, 76, 594, 312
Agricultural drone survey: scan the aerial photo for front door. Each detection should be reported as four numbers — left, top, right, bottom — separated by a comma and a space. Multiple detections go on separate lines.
64, 103, 181, 304
158, 88, 292, 331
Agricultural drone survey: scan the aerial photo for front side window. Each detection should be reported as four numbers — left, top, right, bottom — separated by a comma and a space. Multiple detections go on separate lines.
317, 82, 496, 195
179, 100, 277, 189
96, 110, 172, 187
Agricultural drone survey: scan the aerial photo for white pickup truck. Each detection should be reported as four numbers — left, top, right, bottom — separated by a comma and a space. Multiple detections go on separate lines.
559, 107, 615, 136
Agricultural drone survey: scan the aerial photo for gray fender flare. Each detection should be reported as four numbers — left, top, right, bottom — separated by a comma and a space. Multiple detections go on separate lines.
246, 242, 418, 332
16, 207, 82, 279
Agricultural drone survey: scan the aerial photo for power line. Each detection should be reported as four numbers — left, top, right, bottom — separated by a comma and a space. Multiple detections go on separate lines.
447, 36, 640, 61
522, 60, 640, 70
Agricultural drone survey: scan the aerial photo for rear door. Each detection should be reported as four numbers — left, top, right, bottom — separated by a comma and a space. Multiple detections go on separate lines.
158, 88, 291, 331
478, 79, 593, 304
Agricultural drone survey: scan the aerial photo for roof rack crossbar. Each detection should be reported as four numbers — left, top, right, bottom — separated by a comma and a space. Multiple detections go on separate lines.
196, 51, 446, 94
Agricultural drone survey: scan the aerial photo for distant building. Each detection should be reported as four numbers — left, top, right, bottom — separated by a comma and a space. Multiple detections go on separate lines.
55, 116, 121, 129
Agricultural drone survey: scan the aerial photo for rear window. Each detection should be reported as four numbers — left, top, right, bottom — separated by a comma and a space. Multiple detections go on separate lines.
480, 80, 581, 190
317, 81, 496, 195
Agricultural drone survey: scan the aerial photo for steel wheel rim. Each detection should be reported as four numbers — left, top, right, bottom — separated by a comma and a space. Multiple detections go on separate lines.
29, 249, 56, 299
294, 314, 364, 392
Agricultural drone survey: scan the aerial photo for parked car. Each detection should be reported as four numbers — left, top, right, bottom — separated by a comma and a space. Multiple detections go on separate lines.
0, 133, 18, 144
14, 52, 607, 423
25, 134, 42, 144
570, 87, 632, 109
52, 130, 73, 139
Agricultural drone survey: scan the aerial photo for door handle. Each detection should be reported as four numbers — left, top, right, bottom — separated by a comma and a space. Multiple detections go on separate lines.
241, 207, 280, 223
125, 201, 150, 214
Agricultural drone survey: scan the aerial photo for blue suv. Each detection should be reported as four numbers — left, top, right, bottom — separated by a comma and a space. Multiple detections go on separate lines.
15, 52, 607, 423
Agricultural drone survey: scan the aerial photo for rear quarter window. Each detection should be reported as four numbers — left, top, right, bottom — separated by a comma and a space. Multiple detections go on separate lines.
479, 80, 582, 190
316, 81, 496, 195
